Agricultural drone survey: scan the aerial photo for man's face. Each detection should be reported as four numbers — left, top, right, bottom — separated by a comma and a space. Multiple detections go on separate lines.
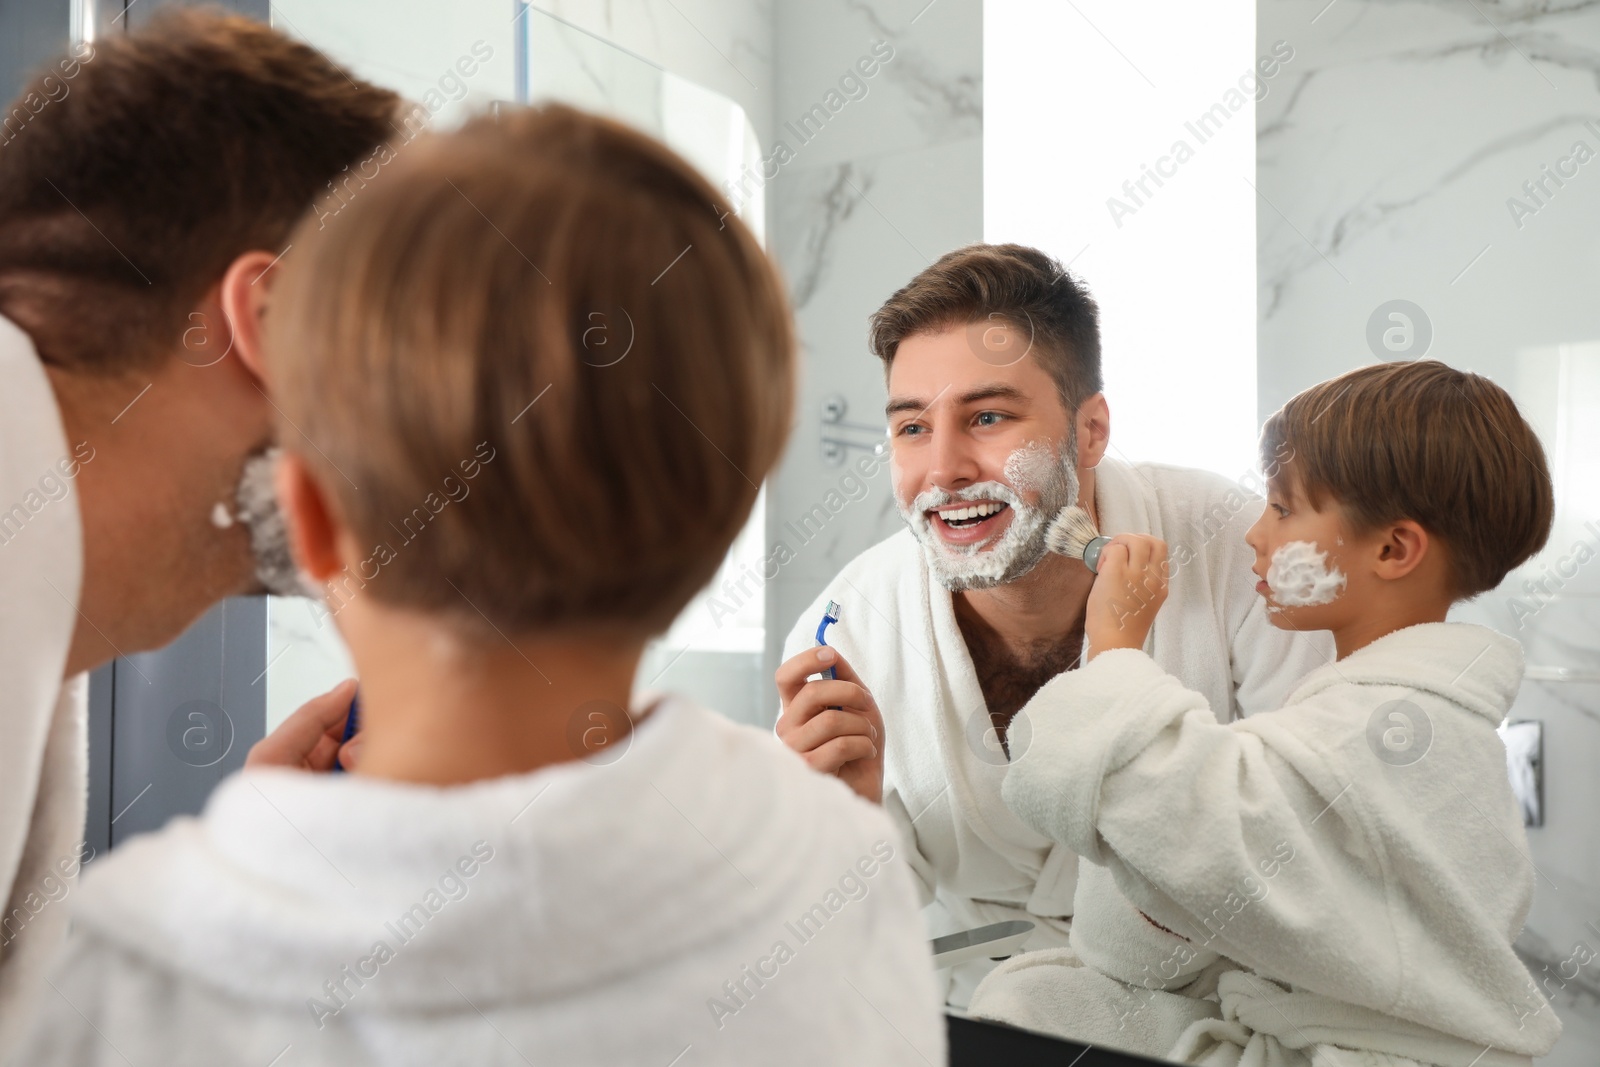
885, 323, 1083, 591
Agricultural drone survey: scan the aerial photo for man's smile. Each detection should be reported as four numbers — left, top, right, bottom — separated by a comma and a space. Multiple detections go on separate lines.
926, 500, 1012, 545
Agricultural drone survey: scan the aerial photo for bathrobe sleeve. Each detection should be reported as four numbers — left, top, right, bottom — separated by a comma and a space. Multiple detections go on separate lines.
1002, 648, 1404, 1003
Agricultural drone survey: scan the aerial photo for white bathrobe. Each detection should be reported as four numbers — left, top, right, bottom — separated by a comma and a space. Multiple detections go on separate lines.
13, 697, 947, 1067
782, 458, 1332, 1005
0, 317, 88, 1059
971, 622, 1562, 1067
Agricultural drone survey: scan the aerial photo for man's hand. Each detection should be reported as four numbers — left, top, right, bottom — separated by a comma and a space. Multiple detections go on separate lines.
1085, 534, 1170, 660
246, 677, 362, 772
775, 647, 884, 804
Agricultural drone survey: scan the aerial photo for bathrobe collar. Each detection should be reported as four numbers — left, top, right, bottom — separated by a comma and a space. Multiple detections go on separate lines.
1284, 622, 1521, 727
66, 697, 846, 1012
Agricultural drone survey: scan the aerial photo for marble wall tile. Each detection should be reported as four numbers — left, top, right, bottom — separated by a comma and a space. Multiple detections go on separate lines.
1258, 0, 1600, 422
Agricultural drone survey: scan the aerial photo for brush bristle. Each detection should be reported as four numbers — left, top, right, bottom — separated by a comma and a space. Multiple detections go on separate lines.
1045, 505, 1101, 559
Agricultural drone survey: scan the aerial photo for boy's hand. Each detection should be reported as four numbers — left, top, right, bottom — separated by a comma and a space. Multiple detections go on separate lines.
1085, 534, 1170, 660
775, 647, 884, 804
246, 677, 362, 772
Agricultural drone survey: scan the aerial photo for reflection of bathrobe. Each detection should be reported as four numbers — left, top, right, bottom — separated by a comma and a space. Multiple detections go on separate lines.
783, 458, 1331, 1005
15, 698, 946, 1066
973, 622, 1561, 1066
0, 318, 87, 1058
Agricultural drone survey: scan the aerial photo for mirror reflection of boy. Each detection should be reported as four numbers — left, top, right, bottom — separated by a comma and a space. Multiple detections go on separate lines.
971, 361, 1562, 1067
17, 105, 945, 1066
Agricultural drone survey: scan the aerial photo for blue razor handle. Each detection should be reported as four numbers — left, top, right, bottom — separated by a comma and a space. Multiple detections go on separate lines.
816, 600, 842, 709
815, 600, 842, 679
332, 690, 360, 773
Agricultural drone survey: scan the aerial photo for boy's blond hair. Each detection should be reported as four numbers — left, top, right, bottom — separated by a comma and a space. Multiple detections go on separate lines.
266, 104, 796, 635
1261, 360, 1552, 598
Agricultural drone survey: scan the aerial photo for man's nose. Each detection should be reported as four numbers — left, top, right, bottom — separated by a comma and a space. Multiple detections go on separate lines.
927, 424, 982, 490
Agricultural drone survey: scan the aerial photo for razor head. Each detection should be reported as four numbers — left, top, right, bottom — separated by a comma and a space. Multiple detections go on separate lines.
823, 600, 842, 622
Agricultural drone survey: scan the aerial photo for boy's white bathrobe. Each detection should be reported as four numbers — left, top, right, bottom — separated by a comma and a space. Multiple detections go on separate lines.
783, 458, 1332, 1005
0, 317, 89, 1059
970, 622, 1562, 1067
13, 698, 947, 1067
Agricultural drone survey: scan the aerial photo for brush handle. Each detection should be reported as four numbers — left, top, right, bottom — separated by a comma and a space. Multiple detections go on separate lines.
1083, 535, 1114, 574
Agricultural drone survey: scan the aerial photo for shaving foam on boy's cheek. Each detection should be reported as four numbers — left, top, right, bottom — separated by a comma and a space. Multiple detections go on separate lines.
1266, 540, 1347, 607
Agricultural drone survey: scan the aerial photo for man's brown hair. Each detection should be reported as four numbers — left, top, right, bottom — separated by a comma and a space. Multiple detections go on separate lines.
266, 103, 796, 636
868, 242, 1103, 411
0, 9, 399, 373
1261, 360, 1553, 599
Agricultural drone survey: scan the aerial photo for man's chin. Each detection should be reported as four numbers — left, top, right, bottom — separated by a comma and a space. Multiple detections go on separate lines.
919, 536, 1049, 592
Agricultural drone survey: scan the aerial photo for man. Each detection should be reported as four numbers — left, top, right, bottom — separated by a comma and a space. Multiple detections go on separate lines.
775, 243, 1331, 1006
0, 12, 401, 1049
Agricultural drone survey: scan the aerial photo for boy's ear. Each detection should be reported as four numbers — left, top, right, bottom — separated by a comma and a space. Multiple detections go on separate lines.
1372, 519, 1431, 581
274, 452, 343, 584
217, 249, 284, 385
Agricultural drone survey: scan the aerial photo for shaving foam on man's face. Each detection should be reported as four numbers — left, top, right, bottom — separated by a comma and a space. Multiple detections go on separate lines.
897, 438, 1080, 590
884, 323, 1084, 592
227, 446, 314, 597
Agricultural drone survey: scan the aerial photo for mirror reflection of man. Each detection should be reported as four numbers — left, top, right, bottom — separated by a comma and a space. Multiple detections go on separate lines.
775, 244, 1330, 1005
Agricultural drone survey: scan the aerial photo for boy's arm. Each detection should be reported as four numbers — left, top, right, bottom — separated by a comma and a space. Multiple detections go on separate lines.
1003, 649, 1399, 997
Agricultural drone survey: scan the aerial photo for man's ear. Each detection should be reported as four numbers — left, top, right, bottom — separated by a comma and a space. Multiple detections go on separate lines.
217, 249, 284, 386
1076, 393, 1111, 469
1372, 519, 1431, 581
274, 451, 343, 584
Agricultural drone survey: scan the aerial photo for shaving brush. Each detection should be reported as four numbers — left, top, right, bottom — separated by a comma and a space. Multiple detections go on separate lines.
1045, 505, 1114, 573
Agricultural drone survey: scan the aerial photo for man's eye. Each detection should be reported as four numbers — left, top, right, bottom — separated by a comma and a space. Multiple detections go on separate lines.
976, 411, 1006, 427
897, 423, 924, 437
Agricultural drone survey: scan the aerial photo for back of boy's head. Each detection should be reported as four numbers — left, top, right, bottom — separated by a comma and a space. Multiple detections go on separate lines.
266, 104, 796, 637
1261, 360, 1553, 599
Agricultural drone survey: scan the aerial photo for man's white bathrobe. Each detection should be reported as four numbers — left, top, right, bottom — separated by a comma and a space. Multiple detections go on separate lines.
970, 623, 1562, 1067
14, 698, 947, 1067
782, 458, 1331, 1005
0, 317, 89, 1058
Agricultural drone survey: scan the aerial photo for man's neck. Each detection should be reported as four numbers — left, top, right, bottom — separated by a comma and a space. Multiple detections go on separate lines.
956, 550, 1096, 654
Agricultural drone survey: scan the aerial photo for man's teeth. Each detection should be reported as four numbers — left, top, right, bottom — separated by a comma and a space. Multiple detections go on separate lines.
940, 502, 1006, 525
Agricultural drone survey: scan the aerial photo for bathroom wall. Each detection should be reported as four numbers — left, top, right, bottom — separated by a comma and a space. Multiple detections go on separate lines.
1257, 2, 1600, 1062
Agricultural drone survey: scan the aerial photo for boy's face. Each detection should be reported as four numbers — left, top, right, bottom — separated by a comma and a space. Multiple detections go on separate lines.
885, 323, 1084, 591
1244, 466, 1361, 631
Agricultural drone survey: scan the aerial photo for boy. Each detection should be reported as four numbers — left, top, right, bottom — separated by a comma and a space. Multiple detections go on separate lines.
969, 360, 1562, 1066
15, 105, 944, 1066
